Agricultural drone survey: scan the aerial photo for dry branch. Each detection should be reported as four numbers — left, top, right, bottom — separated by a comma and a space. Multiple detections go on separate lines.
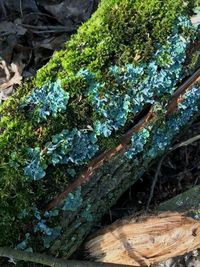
0, 247, 128, 267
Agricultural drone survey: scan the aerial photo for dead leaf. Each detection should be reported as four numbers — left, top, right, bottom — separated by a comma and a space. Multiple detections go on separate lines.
0, 19, 27, 36
42, 0, 95, 26
0, 60, 24, 93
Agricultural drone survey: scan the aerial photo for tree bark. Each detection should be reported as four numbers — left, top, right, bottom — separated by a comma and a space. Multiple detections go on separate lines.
159, 185, 200, 218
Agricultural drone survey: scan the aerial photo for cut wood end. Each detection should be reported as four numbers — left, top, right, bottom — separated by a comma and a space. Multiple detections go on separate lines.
85, 212, 200, 267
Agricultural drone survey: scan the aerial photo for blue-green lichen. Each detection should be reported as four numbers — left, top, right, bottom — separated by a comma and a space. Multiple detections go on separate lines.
22, 80, 69, 122
125, 128, 150, 159
62, 187, 82, 212
126, 82, 200, 160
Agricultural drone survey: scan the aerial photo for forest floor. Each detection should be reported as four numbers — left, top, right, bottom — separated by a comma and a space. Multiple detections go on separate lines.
0, 1, 199, 266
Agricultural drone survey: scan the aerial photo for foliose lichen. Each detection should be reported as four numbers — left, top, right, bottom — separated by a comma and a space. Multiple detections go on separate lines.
22, 80, 69, 122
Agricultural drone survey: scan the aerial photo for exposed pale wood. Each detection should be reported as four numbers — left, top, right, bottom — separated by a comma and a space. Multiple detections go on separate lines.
85, 212, 200, 267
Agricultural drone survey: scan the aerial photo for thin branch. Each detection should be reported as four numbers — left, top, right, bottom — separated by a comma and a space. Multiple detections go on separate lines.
0, 247, 128, 267
146, 155, 165, 211
19, 0, 23, 18
22, 12, 56, 20
0, 0, 7, 16
169, 134, 200, 151
21, 24, 76, 33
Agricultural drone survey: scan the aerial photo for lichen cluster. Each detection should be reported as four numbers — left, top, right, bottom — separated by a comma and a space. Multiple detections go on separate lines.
22, 16, 199, 181
16, 81, 200, 253
0, 0, 199, 248
22, 81, 69, 122
126, 82, 200, 160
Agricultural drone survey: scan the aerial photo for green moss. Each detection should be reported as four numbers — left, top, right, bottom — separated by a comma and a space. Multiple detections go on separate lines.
35, 0, 188, 87
0, 0, 198, 246
186, 45, 200, 74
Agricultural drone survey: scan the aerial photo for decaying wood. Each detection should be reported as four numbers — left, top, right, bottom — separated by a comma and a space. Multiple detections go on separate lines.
85, 212, 200, 267
167, 67, 200, 115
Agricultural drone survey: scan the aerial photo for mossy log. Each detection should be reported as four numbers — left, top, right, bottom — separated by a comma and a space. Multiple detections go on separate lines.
0, 0, 200, 259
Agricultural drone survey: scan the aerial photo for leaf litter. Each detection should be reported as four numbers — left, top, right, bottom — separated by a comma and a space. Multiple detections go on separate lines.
0, 0, 99, 102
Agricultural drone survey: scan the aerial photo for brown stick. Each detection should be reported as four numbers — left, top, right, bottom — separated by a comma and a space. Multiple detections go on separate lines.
0, 247, 129, 267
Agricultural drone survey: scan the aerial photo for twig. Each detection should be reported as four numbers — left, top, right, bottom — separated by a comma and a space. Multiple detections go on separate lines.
19, 0, 23, 18
21, 23, 76, 33
0, 0, 7, 16
22, 12, 56, 20
146, 134, 200, 210
0, 247, 128, 267
169, 134, 200, 151
146, 155, 165, 211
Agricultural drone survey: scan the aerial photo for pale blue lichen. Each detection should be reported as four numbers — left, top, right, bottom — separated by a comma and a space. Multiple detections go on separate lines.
46, 129, 99, 165
62, 187, 82, 212
24, 147, 47, 180
16, 233, 31, 251
22, 80, 69, 122
24, 129, 99, 180
126, 83, 200, 160
44, 209, 60, 218
32, 207, 62, 249
81, 204, 93, 222
82, 15, 197, 136
125, 128, 150, 159
42, 226, 62, 249
148, 83, 200, 158
23, 15, 199, 181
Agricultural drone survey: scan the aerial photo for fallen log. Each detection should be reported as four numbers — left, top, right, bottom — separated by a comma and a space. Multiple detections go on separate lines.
0, 0, 200, 260
44, 71, 200, 258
